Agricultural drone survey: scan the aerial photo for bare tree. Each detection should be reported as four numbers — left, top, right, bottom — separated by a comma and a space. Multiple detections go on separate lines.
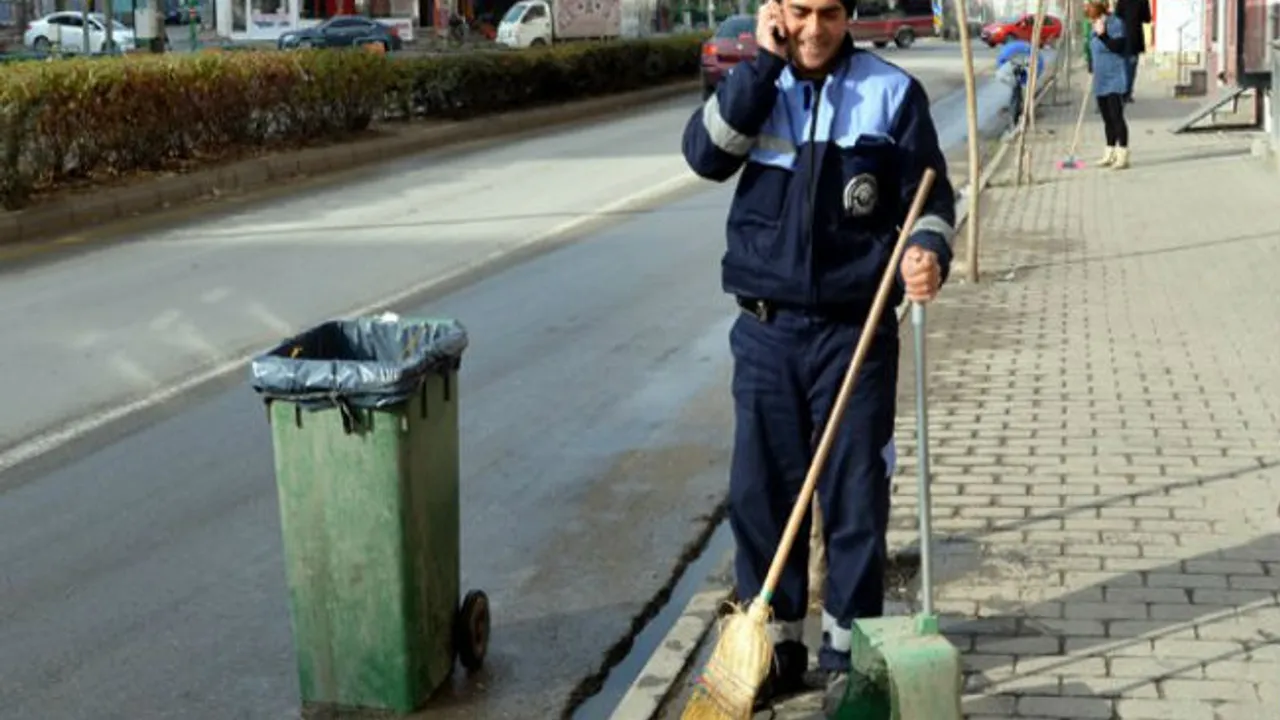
17, 0, 31, 34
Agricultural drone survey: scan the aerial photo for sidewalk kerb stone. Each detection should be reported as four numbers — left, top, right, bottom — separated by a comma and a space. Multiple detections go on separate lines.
607, 549, 733, 720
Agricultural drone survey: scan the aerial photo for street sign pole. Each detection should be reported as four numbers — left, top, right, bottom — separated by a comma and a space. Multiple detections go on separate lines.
189, 0, 198, 49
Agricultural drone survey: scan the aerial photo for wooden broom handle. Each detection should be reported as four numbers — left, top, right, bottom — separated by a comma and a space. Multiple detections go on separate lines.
758, 167, 938, 602
1067, 77, 1093, 158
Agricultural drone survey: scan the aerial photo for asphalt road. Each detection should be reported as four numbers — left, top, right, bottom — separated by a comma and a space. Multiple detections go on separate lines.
0, 41, 1009, 720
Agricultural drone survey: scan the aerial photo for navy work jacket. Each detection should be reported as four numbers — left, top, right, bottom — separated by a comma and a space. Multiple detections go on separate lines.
682, 36, 956, 313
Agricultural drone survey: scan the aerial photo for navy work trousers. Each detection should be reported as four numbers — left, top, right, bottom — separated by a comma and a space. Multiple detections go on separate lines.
727, 305, 898, 672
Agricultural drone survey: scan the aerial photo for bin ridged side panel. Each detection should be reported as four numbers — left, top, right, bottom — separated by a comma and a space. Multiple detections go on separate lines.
402, 370, 460, 701
267, 370, 459, 714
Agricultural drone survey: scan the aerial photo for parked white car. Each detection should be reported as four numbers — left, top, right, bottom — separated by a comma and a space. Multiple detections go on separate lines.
23, 12, 137, 53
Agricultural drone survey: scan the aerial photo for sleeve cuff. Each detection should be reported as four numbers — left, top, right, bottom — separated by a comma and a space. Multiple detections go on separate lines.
753, 49, 788, 81
905, 229, 953, 285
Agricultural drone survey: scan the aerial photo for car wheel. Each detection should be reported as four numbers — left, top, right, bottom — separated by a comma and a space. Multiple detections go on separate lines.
894, 28, 914, 48
32, 36, 51, 52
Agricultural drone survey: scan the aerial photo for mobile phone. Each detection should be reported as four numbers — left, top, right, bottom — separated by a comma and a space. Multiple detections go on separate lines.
770, 0, 787, 45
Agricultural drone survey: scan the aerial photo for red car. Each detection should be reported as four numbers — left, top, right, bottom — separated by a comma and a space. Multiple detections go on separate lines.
980, 12, 1063, 47
700, 14, 758, 99
848, 1, 935, 49
848, 11, 935, 49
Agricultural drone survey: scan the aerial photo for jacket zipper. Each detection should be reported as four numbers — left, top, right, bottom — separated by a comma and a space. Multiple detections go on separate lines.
803, 82, 821, 306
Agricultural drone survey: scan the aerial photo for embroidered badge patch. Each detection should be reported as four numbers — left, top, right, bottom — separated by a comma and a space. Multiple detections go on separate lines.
843, 173, 879, 218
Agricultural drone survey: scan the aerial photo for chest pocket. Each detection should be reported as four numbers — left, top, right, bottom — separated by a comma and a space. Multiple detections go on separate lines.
832, 133, 899, 230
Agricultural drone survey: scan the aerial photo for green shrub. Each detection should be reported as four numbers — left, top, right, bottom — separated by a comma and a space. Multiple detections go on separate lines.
387, 35, 705, 119
0, 34, 705, 210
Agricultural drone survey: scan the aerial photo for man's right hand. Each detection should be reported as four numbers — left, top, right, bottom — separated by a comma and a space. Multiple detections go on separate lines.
757, 1, 788, 59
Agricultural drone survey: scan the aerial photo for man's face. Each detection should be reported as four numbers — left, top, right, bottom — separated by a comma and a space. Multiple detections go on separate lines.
783, 0, 848, 74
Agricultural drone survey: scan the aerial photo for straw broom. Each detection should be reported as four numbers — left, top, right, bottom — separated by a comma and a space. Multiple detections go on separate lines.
682, 167, 939, 720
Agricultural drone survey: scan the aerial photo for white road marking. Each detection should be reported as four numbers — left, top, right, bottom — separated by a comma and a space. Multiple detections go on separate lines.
0, 170, 703, 476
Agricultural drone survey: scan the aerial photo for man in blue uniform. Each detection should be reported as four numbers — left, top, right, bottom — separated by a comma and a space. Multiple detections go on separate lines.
681, 0, 955, 707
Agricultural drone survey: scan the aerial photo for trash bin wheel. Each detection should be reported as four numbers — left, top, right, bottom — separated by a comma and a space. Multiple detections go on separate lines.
456, 589, 490, 672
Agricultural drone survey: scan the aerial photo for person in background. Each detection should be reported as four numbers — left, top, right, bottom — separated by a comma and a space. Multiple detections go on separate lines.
1086, 0, 1130, 169
995, 38, 1046, 125
1113, 0, 1152, 102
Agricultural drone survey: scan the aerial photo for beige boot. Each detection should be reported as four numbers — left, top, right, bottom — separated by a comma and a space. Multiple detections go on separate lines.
1097, 147, 1116, 167
1111, 147, 1130, 170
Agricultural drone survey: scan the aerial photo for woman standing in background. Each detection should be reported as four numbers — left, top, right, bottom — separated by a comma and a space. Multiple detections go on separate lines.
1086, 0, 1131, 169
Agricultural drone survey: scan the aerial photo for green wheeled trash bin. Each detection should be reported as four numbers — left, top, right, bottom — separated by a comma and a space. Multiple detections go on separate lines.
250, 313, 490, 715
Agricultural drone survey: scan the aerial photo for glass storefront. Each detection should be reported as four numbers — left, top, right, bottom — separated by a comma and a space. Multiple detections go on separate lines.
224, 0, 294, 36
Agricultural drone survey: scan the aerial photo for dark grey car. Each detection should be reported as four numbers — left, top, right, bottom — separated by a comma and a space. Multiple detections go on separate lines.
277, 15, 404, 51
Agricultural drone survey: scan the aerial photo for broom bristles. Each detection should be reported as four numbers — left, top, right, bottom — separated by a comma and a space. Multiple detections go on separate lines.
681, 599, 774, 720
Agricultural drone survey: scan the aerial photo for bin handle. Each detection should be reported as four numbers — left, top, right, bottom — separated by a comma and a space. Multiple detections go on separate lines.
336, 395, 363, 434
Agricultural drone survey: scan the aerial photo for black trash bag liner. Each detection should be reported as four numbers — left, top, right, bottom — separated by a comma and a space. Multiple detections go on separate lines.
250, 314, 468, 410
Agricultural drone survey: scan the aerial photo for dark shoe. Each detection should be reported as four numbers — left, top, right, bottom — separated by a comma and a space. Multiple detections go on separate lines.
752, 640, 811, 710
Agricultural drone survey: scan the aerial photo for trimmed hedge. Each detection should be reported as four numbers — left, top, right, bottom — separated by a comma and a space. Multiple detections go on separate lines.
0, 34, 705, 210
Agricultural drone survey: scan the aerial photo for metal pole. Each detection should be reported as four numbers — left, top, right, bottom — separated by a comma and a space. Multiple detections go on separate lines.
189, 0, 198, 49
952, 0, 980, 284
911, 303, 934, 616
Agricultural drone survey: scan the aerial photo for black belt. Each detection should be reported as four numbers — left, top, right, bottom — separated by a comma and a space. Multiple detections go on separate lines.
736, 296, 872, 324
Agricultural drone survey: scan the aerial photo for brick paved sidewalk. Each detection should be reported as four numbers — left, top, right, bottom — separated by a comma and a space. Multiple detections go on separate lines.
883, 66, 1280, 720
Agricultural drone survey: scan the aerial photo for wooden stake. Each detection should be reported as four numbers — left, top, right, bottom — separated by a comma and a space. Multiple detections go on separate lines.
952, 0, 980, 284
1014, 0, 1048, 186
1063, 0, 1074, 104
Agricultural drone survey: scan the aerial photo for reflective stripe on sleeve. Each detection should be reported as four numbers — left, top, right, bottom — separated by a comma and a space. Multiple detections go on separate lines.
701, 94, 755, 156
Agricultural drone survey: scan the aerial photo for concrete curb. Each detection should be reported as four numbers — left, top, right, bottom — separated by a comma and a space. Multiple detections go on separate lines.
608, 549, 735, 719
604, 62, 1068, 720
0, 79, 701, 247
